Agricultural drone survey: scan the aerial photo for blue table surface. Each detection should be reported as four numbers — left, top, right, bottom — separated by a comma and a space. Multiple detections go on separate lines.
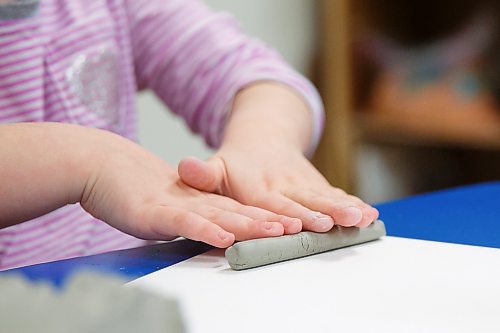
3, 182, 500, 287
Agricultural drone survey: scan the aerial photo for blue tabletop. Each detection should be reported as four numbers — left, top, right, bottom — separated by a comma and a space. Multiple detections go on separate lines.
3, 182, 500, 286
376, 181, 500, 248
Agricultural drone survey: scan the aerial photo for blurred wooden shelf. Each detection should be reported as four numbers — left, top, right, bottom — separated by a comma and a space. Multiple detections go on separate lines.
356, 112, 500, 150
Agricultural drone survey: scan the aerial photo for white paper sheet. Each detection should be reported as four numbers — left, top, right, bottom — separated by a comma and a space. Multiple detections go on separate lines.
129, 237, 500, 333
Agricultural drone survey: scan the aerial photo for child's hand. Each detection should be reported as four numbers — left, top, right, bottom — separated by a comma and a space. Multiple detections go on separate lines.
80, 131, 300, 248
177, 83, 379, 234
178, 146, 378, 234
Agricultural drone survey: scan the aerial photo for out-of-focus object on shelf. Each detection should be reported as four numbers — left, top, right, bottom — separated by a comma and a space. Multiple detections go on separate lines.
361, 9, 500, 148
314, 0, 500, 193
361, 68, 500, 149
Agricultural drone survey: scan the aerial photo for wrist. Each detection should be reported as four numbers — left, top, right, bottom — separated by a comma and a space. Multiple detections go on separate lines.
223, 82, 314, 155
47, 124, 134, 206
49, 124, 109, 205
73, 127, 143, 204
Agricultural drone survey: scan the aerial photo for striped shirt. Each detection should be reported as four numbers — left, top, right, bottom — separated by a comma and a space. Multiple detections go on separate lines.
0, 0, 324, 270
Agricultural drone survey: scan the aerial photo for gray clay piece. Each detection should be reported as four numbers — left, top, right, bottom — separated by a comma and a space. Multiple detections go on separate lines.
0, 272, 185, 333
225, 220, 386, 270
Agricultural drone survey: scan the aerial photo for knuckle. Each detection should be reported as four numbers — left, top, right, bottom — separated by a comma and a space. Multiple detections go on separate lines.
329, 187, 347, 197
170, 209, 187, 227
347, 195, 365, 205
201, 206, 222, 222
248, 190, 277, 207
195, 222, 213, 240
276, 200, 298, 213
241, 219, 261, 239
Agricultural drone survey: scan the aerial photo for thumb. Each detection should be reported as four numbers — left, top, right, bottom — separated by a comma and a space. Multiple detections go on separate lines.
178, 156, 225, 193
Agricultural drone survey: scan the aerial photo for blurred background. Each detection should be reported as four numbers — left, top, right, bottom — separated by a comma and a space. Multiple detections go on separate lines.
137, 0, 317, 165
137, 0, 500, 204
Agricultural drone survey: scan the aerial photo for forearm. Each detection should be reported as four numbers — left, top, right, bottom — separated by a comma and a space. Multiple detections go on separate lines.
223, 82, 314, 154
0, 123, 103, 227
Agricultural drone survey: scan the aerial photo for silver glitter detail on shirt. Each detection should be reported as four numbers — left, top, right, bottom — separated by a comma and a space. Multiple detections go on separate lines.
65, 46, 121, 128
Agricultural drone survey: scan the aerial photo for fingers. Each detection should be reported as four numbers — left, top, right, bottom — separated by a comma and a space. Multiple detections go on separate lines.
253, 192, 335, 233
195, 206, 284, 241
209, 198, 302, 234
145, 206, 235, 248
144, 203, 287, 247
178, 156, 224, 193
248, 189, 378, 232
235, 205, 302, 235
287, 189, 379, 228
355, 202, 379, 228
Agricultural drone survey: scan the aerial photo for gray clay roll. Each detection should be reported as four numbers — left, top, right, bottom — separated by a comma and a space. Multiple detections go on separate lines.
225, 220, 386, 270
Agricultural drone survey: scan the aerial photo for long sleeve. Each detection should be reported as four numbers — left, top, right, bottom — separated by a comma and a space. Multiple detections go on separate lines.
125, 0, 324, 150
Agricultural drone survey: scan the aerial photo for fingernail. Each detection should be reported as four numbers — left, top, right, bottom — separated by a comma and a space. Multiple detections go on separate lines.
218, 230, 233, 241
313, 214, 334, 231
278, 217, 302, 233
290, 218, 303, 232
264, 222, 279, 230
305, 211, 324, 221
263, 222, 284, 235
343, 206, 363, 225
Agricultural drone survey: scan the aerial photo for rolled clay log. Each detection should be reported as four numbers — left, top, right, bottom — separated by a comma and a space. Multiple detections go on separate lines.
225, 220, 386, 270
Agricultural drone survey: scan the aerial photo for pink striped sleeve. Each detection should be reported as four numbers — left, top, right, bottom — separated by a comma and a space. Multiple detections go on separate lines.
124, 0, 324, 153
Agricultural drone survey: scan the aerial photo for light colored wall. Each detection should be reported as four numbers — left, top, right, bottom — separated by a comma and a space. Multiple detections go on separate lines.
136, 0, 317, 165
